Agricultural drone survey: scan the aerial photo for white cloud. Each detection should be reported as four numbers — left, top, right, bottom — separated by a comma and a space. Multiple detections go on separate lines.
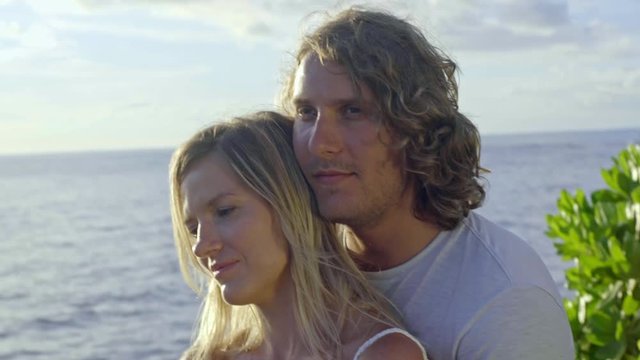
0, 20, 22, 39
48, 17, 228, 44
23, 0, 89, 16
0, 24, 63, 62
20, 23, 58, 48
66, 0, 426, 47
73, 0, 281, 43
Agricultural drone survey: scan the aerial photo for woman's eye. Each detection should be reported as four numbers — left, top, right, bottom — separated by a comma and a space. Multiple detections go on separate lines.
187, 226, 197, 237
216, 207, 235, 218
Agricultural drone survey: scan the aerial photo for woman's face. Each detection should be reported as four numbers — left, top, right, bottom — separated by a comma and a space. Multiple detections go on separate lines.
181, 153, 290, 307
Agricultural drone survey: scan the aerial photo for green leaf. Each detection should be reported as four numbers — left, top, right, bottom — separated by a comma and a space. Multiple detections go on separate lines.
592, 189, 627, 203
633, 282, 640, 301
576, 189, 589, 210
615, 320, 624, 341
609, 238, 626, 261
603, 168, 623, 194
622, 295, 640, 315
618, 173, 634, 194
581, 255, 606, 274
601, 282, 624, 308
594, 340, 626, 360
631, 187, 640, 203
595, 202, 619, 227
586, 331, 606, 346
559, 189, 575, 212
609, 238, 631, 276
624, 233, 640, 278
590, 310, 616, 340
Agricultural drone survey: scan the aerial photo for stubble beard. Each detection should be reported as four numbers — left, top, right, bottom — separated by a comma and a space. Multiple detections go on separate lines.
318, 179, 406, 231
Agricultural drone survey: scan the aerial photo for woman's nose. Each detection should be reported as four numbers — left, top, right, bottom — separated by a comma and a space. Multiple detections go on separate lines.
192, 224, 222, 259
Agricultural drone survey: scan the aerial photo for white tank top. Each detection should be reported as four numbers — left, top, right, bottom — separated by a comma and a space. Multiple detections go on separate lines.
352, 328, 428, 360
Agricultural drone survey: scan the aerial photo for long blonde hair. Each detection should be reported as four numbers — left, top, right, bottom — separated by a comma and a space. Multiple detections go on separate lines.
169, 111, 401, 359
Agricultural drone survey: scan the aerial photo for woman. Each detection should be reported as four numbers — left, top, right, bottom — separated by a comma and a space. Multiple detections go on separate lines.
169, 111, 427, 359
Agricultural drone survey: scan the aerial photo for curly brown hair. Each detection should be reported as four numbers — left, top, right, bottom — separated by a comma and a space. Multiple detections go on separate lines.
280, 7, 486, 230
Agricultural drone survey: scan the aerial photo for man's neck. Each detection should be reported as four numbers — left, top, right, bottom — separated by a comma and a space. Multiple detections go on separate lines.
346, 192, 441, 271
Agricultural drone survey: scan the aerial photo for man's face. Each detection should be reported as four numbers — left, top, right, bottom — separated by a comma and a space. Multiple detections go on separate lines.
291, 54, 409, 228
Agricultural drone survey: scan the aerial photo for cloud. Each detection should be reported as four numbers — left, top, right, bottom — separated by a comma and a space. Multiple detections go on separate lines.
23, 0, 88, 15
0, 1, 68, 62
74, 0, 281, 42
421, 0, 594, 53
0, 112, 25, 122
497, 0, 570, 29
0, 20, 22, 40
11, 0, 629, 59
63, 0, 422, 47
48, 17, 228, 44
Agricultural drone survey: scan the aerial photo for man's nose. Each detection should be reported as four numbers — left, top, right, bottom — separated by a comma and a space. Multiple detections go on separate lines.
192, 224, 222, 259
308, 111, 342, 158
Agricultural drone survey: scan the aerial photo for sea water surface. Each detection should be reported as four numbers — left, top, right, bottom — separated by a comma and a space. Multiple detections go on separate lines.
1, 128, 639, 359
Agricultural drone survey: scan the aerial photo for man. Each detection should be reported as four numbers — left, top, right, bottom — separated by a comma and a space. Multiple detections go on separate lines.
280, 8, 575, 360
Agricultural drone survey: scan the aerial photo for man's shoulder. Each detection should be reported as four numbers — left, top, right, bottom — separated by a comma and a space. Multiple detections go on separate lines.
456, 285, 575, 359
458, 212, 556, 287
460, 211, 531, 252
369, 211, 561, 305
457, 212, 548, 274
371, 211, 553, 289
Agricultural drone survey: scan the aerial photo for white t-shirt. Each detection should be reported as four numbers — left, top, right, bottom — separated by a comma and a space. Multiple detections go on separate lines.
365, 212, 575, 360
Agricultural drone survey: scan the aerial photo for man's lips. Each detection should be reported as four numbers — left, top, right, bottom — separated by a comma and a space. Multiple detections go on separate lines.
312, 169, 355, 185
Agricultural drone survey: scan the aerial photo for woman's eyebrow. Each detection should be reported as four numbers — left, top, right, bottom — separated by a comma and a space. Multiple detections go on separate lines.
182, 191, 239, 225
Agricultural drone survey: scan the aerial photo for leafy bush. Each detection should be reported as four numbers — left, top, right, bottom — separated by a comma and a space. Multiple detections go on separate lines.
547, 144, 640, 360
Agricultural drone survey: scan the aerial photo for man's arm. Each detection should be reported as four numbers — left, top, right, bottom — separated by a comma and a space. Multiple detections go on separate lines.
455, 286, 575, 360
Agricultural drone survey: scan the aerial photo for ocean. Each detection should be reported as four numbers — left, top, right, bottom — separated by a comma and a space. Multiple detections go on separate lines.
1, 128, 639, 359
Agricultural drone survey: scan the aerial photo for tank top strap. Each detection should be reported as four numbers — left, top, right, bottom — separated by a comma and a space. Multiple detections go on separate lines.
352, 327, 428, 360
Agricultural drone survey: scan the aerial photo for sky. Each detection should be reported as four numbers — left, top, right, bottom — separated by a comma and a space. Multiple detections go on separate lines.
0, 0, 639, 155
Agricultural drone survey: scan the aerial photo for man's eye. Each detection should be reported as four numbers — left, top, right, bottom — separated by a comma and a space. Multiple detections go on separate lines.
344, 105, 364, 120
296, 106, 317, 122
346, 106, 361, 114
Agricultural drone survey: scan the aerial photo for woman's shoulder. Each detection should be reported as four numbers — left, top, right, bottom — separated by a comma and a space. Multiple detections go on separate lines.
354, 328, 427, 360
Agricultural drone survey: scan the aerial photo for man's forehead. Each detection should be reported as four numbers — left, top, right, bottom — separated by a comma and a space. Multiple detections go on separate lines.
296, 54, 352, 82
292, 54, 371, 103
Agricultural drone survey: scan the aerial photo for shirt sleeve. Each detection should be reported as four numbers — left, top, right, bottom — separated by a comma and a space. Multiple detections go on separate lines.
455, 286, 575, 360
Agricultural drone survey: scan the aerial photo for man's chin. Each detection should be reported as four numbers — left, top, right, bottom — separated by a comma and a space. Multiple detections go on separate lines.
318, 205, 360, 226
318, 205, 350, 223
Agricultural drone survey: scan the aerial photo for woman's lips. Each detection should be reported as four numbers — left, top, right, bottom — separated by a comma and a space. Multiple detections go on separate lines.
212, 260, 238, 277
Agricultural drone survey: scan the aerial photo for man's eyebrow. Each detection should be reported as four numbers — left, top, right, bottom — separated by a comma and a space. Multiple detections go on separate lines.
292, 97, 309, 106
292, 97, 366, 107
